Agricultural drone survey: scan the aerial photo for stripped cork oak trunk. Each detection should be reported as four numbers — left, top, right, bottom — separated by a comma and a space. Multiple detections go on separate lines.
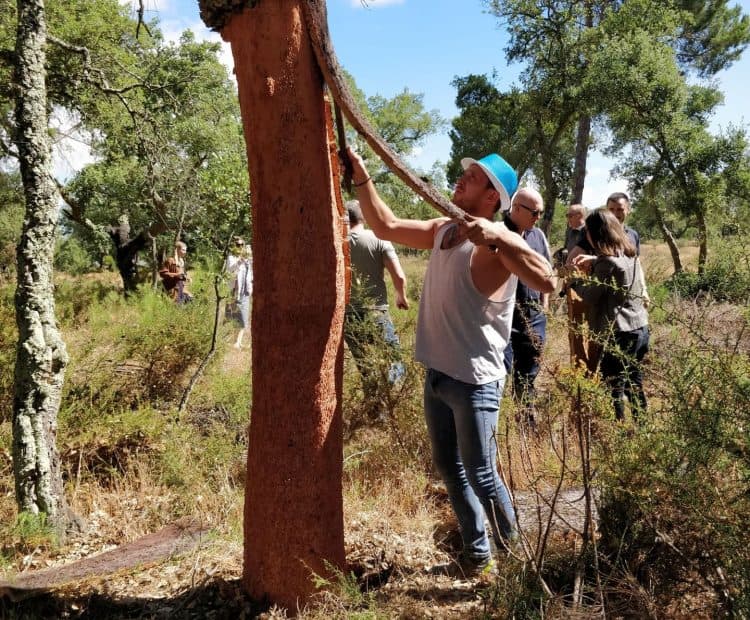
203, 0, 347, 609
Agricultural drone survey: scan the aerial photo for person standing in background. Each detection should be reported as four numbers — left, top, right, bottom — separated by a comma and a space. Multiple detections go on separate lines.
502, 188, 551, 428
344, 200, 409, 405
229, 245, 253, 349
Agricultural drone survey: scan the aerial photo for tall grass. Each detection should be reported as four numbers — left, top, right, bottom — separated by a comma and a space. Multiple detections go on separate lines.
1, 235, 749, 617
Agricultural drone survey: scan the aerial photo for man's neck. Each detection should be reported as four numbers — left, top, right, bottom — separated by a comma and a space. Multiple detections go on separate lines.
504, 213, 528, 236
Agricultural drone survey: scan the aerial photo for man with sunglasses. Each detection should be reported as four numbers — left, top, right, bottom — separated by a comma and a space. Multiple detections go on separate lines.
346, 147, 556, 577
502, 189, 551, 429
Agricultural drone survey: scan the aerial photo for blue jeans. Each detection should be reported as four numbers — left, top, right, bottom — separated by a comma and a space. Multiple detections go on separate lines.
503, 306, 546, 404
344, 307, 404, 388
424, 369, 517, 562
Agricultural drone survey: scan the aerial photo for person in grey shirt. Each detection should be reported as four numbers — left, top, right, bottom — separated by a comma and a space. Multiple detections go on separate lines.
573, 209, 649, 421
344, 200, 409, 400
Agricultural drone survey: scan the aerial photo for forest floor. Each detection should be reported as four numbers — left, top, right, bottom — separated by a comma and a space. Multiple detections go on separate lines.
2, 240, 739, 619
0, 485, 593, 619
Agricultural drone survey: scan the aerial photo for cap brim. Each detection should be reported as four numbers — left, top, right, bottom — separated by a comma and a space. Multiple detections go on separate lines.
461, 157, 511, 211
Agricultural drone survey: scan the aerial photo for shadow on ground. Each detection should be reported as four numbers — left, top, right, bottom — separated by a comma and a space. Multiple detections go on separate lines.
1, 578, 267, 620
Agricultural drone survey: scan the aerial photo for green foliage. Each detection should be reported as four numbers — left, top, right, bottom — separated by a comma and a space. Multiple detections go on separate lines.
311, 561, 387, 620
62, 28, 250, 269
675, 0, 750, 75
448, 70, 577, 224
54, 235, 95, 275
344, 71, 447, 219
665, 235, 750, 302
598, 320, 750, 614
1, 512, 57, 555
0, 1, 250, 279
53, 276, 118, 328
0, 284, 15, 423
0, 172, 24, 279
448, 76, 535, 181
62, 284, 213, 410
473, 0, 750, 253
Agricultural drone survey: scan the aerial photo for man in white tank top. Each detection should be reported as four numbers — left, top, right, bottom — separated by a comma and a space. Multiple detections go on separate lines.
347, 147, 556, 576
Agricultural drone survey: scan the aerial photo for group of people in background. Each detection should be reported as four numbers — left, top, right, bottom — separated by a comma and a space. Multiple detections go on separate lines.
345, 187, 650, 429
151, 149, 651, 579
344, 146, 650, 577
157, 237, 253, 350
153, 184, 649, 428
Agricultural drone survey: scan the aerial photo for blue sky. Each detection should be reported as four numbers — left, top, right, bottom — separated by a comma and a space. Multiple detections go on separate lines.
129, 0, 750, 208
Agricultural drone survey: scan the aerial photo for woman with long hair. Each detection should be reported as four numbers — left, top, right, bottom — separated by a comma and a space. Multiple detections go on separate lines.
573, 209, 649, 421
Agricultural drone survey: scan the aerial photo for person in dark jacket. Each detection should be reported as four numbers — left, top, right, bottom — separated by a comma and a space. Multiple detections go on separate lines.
502, 188, 551, 428
573, 209, 649, 421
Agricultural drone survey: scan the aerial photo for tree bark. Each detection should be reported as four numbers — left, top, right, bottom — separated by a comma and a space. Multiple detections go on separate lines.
219, 0, 346, 609
696, 207, 708, 274
571, 114, 591, 204
571, 2, 594, 204
647, 182, 683, 274
12, 0, 71, 530
538, 128, 557, 236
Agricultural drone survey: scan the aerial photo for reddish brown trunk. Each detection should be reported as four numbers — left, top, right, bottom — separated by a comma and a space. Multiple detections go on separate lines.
221, 1, 346, 608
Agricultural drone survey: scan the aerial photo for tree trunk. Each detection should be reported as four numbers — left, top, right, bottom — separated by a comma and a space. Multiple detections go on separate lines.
696, 207, 708, 274
539, 135, 557, 236
571, 3, 593, 204
12, 0, 70, 530
571, 114, 591, 204
220, 0, 346, 609
647, 184, 683, 274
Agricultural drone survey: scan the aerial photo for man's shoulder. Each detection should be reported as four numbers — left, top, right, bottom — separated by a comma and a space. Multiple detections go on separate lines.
526, 227, 550, 257
624, 225, 640, 239
527, 227, 548, 241
353, 229, 394, 251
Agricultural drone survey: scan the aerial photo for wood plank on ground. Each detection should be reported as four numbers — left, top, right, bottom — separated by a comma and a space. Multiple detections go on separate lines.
0, 518, 209, 601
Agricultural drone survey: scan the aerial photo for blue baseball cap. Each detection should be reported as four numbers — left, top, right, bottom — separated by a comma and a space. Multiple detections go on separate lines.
461, 153, 518, 211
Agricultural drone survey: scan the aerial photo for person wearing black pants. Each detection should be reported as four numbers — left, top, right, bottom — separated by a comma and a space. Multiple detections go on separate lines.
573, 209, 649, 421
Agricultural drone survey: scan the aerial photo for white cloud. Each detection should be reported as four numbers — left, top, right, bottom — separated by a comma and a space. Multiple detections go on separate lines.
350, 0, 405, 8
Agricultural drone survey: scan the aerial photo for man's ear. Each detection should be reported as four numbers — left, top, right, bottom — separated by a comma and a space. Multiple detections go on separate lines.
486, 188, 502, 214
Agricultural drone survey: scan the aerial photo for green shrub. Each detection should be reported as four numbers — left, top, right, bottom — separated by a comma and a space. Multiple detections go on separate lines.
666, 236, 750, 304
0, 285, 15, 423
598, 342, 750, 614
54, 236, 95, 275
63, 285, 215, 411
54, 277, 117, 328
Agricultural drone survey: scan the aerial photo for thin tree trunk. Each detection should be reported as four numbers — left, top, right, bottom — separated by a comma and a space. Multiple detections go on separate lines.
696, 207, 708, 274
571, 3, 593, 205
571, 114, 591, 204
647, 185, 683, 274
539, 135, 557, 236
220, 0, 346, 609
12, 0, 71, 531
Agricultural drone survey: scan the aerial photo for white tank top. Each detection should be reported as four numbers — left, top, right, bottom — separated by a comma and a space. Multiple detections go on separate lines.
415, 224, 517, 385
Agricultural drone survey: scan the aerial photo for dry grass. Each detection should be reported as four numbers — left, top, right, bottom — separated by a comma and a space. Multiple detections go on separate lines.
1, 237, 745, 619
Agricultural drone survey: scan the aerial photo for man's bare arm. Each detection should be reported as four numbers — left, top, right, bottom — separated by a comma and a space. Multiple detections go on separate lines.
384, 256, 409, 310
349, 147, 446, 250
459, 216, 557, 293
